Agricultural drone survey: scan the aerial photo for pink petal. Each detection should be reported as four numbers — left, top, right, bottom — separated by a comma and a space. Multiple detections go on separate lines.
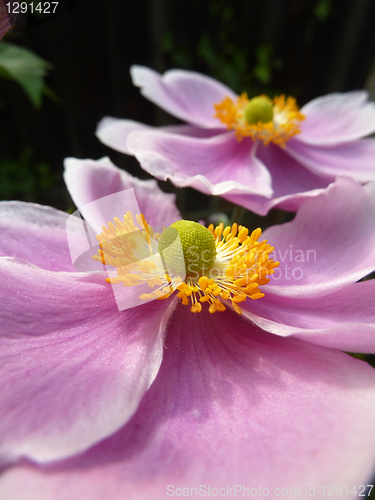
96, 117, 223, 155
0, 1, 16, 40
130, 65, 236, 128
63, 157, 181, 229
263, 177, 375, 297
127, 129, 273, 197
286, 137, 375, 183
223, 143, 330, 215
2, 306, 375, 497
299, 91, 375, 145
242, 279, 375, 353
96, 117, 150, 155
0, 202, 88, 272
0, 257, 175, 465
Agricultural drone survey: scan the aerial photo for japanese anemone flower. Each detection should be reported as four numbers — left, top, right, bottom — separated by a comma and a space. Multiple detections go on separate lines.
97, 66, 375, 215
1, 157, 375, 499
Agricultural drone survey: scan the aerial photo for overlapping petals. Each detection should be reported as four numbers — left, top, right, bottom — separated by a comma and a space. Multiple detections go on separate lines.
0, 257, 175, 465
286, 138, 375, 183
240, 178, 375, 353
63, 156, 181, 228
1, 158, 375, 494
298, 91, 375, 145
242, 280, 375, 353
0, 202, 83, 272
264, 178, 375, 294
0, 162, 180, 467
130, 65, 236, 128
97, 66, 375, 214
126, 130, 273, 197
2, 308, 375, 498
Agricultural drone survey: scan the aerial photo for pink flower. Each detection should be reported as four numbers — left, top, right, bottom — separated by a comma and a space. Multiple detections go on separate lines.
1, 158, 375, 498
97, 66, 375, 215
0, 0, 16, 40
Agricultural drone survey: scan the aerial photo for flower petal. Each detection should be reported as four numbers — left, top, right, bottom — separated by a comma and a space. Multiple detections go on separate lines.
2, 306, 375, 497
96, 117, 150, 154
286, 137, 375, 183
96, 117, 223, 155
223, 143, 330, 215
130, 65, 236, 128
63, 156, 181, 230
127, 129, 273, 197
0, 257, 175, 465
263, 178, 375, 297
0, 202, 87, 272
0, 1, 16, 40
242, 279, 375, 353
299, 91, 375, 145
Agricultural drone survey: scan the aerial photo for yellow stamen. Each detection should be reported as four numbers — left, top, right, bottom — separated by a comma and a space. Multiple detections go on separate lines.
214, 92, 305, 147
94, 214, 279, 315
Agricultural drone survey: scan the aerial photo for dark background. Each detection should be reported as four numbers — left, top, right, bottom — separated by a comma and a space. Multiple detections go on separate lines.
1, 0, 375, 219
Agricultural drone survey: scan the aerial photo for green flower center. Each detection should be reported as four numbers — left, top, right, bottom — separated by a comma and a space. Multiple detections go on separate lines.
243, 96, 274, 125
158, 220, 216, 277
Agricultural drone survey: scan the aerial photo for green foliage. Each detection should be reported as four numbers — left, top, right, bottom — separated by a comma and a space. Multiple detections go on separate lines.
313, 0, 333, 22
253, 44, 285, 85
162, 0, 285, 97
253, 45, 273, 85
0, 42, 52, 108
0, 148, 57, 200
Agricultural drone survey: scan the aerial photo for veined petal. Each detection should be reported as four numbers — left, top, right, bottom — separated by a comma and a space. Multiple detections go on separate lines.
127, 129, 273, 197
0, 257, 175, 465
286, 137, 375, 183
0, 202, 87, 272
63, 156, 181, 230
299, 91, 375, 145
130, 65, 236, 129
2, 306, 375, 497
242, 279, 375, 353
263, 178, 375, 297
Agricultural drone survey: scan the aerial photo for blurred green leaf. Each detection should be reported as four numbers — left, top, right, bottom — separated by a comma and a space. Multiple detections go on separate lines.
313, 0, 333, 22
0, 41, 52, 108
0, 148, 57, 200
42, 84, 60, 104
253, 44, 273, 85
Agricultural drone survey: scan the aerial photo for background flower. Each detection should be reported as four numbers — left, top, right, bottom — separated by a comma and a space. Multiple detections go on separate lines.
97, 66, 375, 215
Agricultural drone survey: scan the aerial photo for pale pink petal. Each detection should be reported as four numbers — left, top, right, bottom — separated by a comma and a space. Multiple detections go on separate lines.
63, 156, 181, 229
0, 1, 16, 40
299, 91, 375, 145
242, 279, 375, 353
130, 65, 236, 128
96, 117, 223, 155
127, 129, 273, 197
223, 143, 330, 215
286, 137, 375, 183
262, 178, 375, 297
96, 117, 150, 154
2, 306, 375, 498
0, 257, 175, 465
0, 202, 87, 272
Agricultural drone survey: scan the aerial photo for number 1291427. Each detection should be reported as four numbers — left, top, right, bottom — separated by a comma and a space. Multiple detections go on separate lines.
6, 2, 59, 14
